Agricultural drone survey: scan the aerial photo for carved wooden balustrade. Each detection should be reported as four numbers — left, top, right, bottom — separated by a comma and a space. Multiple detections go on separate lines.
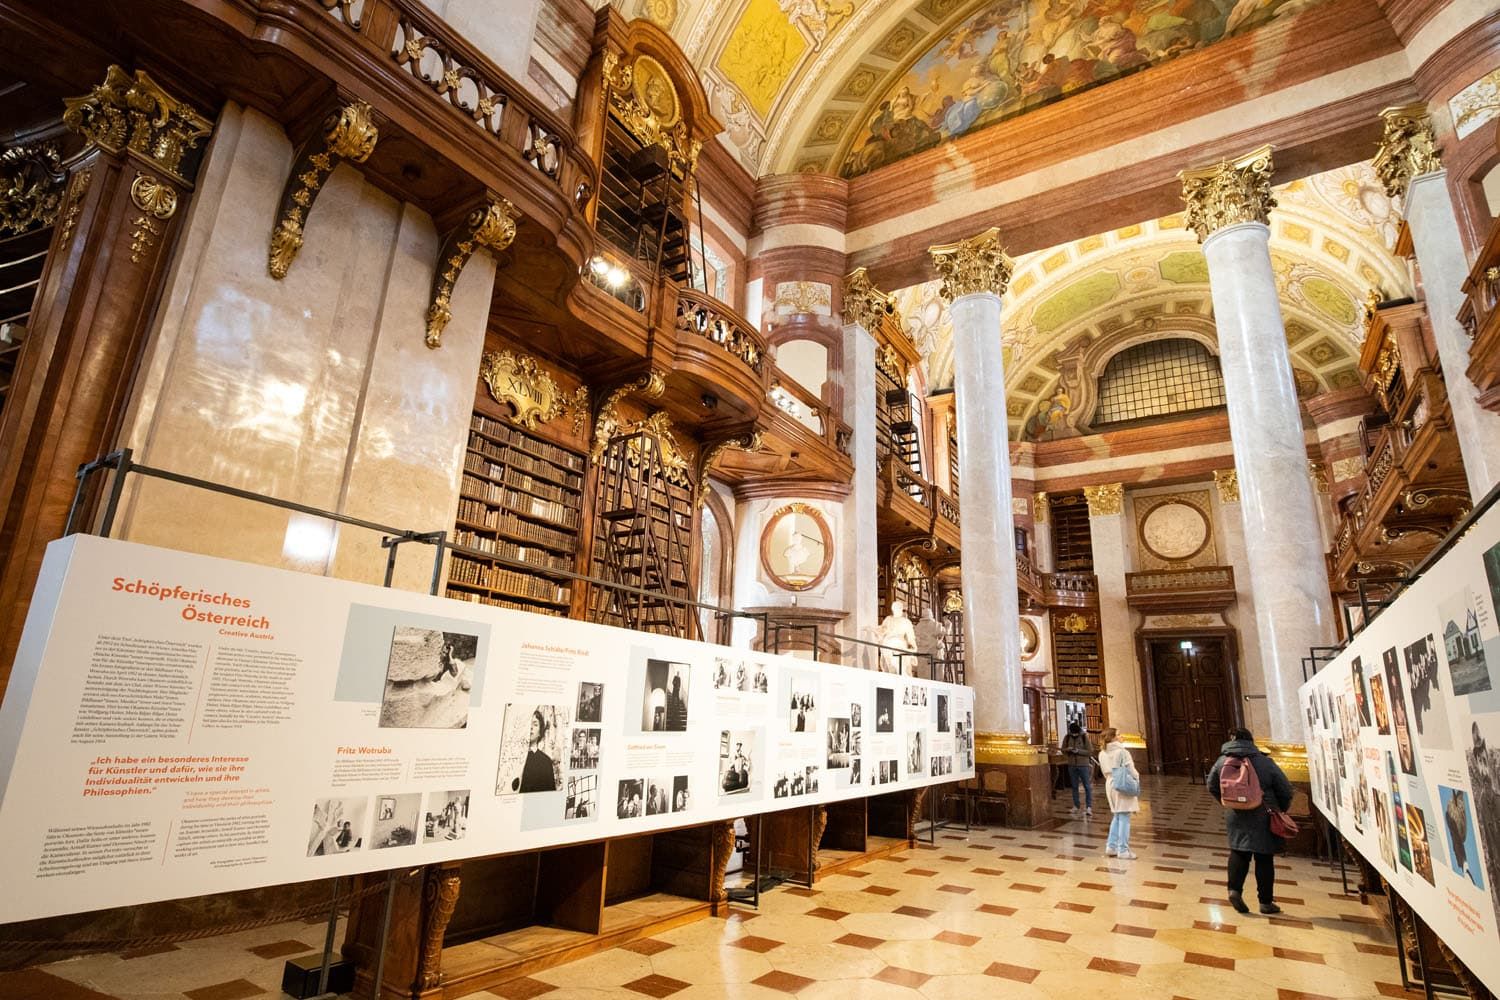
1042, 571, 1098, 609
676, 288, 766, 376
1125, 566, 1236, 613
1461, 213, 1500, 413
763, 363, 851, 459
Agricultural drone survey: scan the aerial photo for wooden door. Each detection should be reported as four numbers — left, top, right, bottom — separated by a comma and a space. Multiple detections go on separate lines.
1149, 639, 1235, 777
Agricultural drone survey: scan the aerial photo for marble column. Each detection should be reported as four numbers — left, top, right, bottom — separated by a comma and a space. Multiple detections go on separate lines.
1181, 147, 1333, 745
929, 230, 1026, 738
1375, 105, 1500, 499
840, 270, 883, 662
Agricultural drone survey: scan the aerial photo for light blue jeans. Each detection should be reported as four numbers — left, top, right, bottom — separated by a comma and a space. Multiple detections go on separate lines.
1108, 811, 1132, 851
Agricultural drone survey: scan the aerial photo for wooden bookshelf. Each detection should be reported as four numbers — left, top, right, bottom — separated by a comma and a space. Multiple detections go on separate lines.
1051, 613, 1107, 730
447, 412, 587, 618
1049, 491, 1094, 572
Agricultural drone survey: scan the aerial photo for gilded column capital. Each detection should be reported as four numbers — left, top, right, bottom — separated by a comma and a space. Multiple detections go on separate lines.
1372, 103, 1442, 200
842, 267, 896, 331
929, 227, 1014, 301
1083, 483, 1123, 517
1179, 145, 1276, 243
1213, 468, 1240, 504
62, 66, 212, 186
426, 195, 518, 348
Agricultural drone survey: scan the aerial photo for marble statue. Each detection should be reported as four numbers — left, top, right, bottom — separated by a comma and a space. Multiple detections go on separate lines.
875, 600, 918, 674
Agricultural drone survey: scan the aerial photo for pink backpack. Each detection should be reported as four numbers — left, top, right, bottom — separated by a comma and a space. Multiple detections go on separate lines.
1219, 756, 1263, 810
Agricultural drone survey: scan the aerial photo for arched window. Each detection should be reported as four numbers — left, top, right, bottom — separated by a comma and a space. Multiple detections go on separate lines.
1092, 337, 1227, 426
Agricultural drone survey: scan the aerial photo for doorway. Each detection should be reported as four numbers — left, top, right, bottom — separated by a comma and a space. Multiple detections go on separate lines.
1146, 637, 1238, 777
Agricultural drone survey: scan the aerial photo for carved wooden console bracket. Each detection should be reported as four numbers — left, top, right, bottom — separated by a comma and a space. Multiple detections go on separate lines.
426, 193, 518, 348
267, 99, 380, 279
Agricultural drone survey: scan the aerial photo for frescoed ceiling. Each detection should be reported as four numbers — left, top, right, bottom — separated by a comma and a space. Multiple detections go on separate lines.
618, 0, 1335, 176
890, 163, 1411, 440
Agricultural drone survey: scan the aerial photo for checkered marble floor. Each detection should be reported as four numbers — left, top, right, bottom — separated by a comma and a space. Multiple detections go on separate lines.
17, 776, 1419, 1000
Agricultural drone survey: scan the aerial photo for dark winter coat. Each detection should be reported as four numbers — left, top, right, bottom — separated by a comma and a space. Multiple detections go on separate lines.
1061, 732, 1093, 767
1207, 738, 1295, 855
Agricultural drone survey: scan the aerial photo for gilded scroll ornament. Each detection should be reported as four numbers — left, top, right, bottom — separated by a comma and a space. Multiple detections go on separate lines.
603, 51, 700, 174
480, 350, 588, 432
57, 167, 92, 247
591, 371, 668, 464
1213, 468, 1240, 504
695, 430, 762, 508
1179, 145, 1276, 242
62, 66, 212, 185
875, 342, 905, 381
1082, 482, 1123, 517
1307, 460, 1329, 494
842, 267, 896, 331
928, 227, 1014, 300
130, 173, 177, 219
1372, 104, 1441, 200
622, 410, 694, 488
426, 195, 518, 348
0, 141, 66, 238
268, 101, 380, 279
1057, 612, 1090, 634
1033, 491, 1049, 524
942, 590, 963, 613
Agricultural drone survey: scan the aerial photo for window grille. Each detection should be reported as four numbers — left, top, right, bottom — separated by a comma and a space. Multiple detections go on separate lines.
1093, 338, 1226, 425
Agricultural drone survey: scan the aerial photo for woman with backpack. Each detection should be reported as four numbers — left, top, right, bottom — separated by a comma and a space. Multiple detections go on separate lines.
1060, 721, 1095, 816
1097, 727, 1141, 859
1207, 728, 1295, 914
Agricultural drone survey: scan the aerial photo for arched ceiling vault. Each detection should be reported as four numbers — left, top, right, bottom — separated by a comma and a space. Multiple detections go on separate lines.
619, 0, 1338, 176
891, 162, 1411, 440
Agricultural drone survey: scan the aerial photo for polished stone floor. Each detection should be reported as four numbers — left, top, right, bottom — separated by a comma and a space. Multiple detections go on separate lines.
16, 776, 1419, 1000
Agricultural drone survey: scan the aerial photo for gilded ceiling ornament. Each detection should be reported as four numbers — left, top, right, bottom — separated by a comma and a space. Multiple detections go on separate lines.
425, 195, 518, 349
1082, 483, 1123, 517
928, 227, 1014, 301
695, 430, 762, 508
0, 141, 66, 238
1213, 468, 1239, 504
603, 51, 700, 175
1372, 104, 1441, 200
62, 66, 212, 186
1449, 68, 1500, 141
269, 100, 380, 279
480, 350, 588, 432
842, 267, 896, 330
591, 371, 668, 464
1179, 145, 1276, 242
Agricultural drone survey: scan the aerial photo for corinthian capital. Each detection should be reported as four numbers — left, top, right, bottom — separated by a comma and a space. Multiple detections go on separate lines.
929, 227, 1014, 301
1179, 145, 1276, 243
842, 267, 896, 331
1372, 103, 1442, 200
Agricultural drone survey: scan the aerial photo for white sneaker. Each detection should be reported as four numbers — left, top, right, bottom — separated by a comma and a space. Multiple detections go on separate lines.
1085, 808, 1093, 817
1105, 846, 1117, 857
1118, 849, 1138, 860
1070, 805, 1078, 816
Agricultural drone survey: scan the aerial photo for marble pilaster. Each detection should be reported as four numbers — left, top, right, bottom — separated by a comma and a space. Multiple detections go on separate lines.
1183, 148, 1333, 744
930, 229, 1026, 739
1086, 487, 1142, 737
840, 320, 880, 658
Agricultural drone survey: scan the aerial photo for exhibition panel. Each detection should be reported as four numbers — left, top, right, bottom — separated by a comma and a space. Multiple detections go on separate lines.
0, 535, 974, 925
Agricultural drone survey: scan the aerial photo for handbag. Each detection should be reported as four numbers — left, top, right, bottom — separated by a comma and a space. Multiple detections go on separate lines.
1269, 808, 1300, 839
1110, 764, 1140, 797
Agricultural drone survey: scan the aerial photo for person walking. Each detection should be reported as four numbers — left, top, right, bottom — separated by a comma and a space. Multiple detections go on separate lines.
1098, 727, 1140, 859
1208, 728, 1295, 914
1061, 721, 1095, 816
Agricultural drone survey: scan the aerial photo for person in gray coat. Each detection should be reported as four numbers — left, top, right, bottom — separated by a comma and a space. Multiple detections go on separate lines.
1207, 728, 1295, 914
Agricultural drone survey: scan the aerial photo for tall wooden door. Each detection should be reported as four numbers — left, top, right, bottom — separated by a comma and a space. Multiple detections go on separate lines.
1149, 639, 1236, 777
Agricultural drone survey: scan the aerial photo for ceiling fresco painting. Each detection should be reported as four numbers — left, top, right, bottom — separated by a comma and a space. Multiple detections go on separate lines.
839, 0, 1328, 177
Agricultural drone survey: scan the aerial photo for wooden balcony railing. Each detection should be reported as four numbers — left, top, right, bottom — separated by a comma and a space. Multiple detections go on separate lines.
1125, 565, 1236, 612
766, 365, 851, 460
315, 0, 577, 195
1462, 214, 1500, 413
1042, 571, 1098, 609
677, 289, 766, 376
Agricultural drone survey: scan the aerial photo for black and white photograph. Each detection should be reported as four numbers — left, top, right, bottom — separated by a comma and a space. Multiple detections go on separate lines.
569, 728, 600, 770
875, 687, 894, 733
379, 626, 477, 729
876, 758, 899, 785
713, 657, 736, 690
851, 702, 862, 728
641, 659, 691, 732
495, 704, 567, 794
1464, 716, 1500, 921
1383, 648, 1417, 776
827, 717, 852, 768
907, 731, 923, 776
422, 790, 468, 843
787, 671, 818, 732
371, 792, 421, 849
672, 775, 690, 812
719, 729, 756, 797
1404, 634, 1451, 749
751, 662, 769, 693
771, 765, 818, 797
936, 693, 949, 733
564, 774, 597, 820
576, 682, 603, 724
617, 778, 645, 818
307, 797, 366, 857
850, 758, 862, 785
1352, 655, 1371, 727
1441, 588, 1493, 695
646, 778, 670, 816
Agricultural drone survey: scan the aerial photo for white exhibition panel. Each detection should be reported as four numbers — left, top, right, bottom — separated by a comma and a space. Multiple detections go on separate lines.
1298, 500, 1500, 994
0, 535, 975, 924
